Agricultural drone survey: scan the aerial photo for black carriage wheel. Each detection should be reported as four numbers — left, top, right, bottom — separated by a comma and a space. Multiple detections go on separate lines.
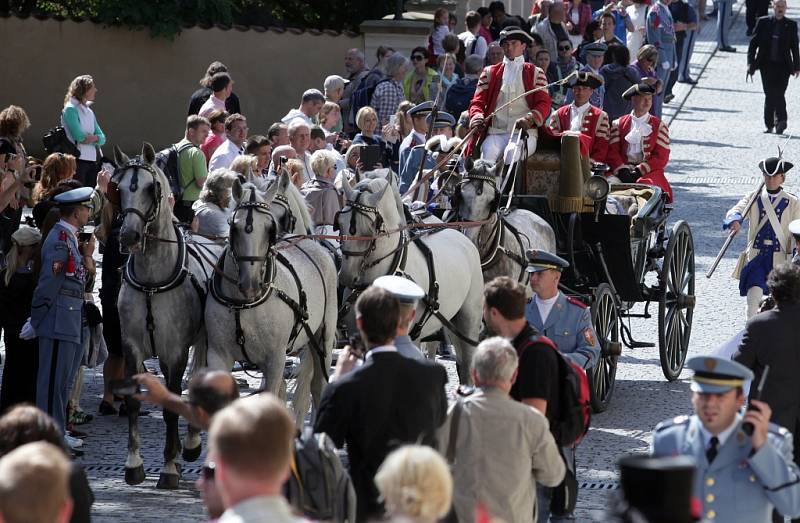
658, 220, 695, 381
589, 283, 620, 413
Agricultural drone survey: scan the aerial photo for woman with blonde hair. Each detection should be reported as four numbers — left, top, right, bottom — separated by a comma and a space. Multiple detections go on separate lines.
319, 101, 343, 135
301, 149, 342, 229
62, 75, 106, 188
374, 445, 453, 523
0, 104, 32, 255
0, 227, 41, 412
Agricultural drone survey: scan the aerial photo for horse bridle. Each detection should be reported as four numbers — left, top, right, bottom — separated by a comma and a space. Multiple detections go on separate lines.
271, 192, 297, 234
229, 188, 277, 272
453, 172, 500, 219
110, 160, 164, 252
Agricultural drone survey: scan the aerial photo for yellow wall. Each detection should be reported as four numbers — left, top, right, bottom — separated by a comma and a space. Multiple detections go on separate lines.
0, 15, 360, 157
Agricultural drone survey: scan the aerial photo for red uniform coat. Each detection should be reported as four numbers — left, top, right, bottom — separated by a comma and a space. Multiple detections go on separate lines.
547, 103, 610, 163
466, 62, 552, 156
606, 113, 673, 202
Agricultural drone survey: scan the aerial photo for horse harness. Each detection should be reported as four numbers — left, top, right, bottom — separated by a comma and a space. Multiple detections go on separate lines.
210, 189, 329, 379
338, 190, 481, 347
110, 160, 164, 254
451, 172, 528, 282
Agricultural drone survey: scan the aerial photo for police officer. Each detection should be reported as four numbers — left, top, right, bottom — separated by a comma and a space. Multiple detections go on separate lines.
402, 111, 458, 203
398, 101, 435, 194
651, 356, 800, 522
372, 275, 426, 360
646, 0, 678, 93
21, 187, 95, 434
790, 219, 800, 265
524, 249, 599, 370
724, 156, 800, 318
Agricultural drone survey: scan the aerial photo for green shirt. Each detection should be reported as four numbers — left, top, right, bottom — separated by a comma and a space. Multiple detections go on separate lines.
176, 138, 207, 202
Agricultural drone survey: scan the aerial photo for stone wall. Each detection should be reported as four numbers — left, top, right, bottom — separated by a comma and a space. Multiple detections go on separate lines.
0, 15, 360, 157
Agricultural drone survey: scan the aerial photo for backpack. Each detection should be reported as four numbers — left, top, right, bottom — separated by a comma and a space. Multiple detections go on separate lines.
349, 74, 390, 125
444, 78, 478, 120
519, 335, 591, 447
154, 142, 196, 199
285, 428, 357, 523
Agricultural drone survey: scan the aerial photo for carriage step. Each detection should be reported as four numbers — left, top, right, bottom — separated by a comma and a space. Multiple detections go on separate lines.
627, 341, 655, 349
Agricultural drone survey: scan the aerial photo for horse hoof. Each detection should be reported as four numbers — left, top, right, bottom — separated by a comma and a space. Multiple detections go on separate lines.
125, 465, 146, 485
156, 472, 180, 489
182, 444, 202, 462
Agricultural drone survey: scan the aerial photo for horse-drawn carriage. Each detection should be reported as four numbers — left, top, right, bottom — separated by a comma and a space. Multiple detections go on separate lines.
509, 133, 696, 411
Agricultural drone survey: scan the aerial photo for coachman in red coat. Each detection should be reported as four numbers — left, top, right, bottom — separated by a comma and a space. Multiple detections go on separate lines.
606, 83, 673, 202
547, 71, 610, 163
467, 27, 552, 161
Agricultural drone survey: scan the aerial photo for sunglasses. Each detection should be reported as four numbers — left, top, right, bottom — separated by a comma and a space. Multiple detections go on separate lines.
202, 462, 216, 480
411, 55, 425, 61
558, 46, 572, 51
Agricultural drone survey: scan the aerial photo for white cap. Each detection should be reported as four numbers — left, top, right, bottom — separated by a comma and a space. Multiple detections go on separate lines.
372, 275, 425, 303
790, 219, 800, 239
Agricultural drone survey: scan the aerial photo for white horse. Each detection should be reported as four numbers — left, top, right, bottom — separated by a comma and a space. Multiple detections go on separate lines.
113, 143, 223, 489
205, 172, 337, 426
338, 170, 484, 382
450, 158, 556, 283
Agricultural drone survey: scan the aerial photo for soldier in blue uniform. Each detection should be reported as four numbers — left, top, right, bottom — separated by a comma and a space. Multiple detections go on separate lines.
724, 156, 800, 318
21, 187, 95, 433
401, 111, 457, 202
646, 0, 679, 100
652, 356, 800, 523
398, 101, 435, 194
790, 219, 800, 265
524, 250, 599, 370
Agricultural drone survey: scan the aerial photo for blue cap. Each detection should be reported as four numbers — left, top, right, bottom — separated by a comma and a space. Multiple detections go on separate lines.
409, 101, 435, 118
372, 275, 425, 303
686, 356, 753, 394
525, 249, 569, 273
426, 111, 456, 129
53, 187, 94, 208
583, 42, 608, 57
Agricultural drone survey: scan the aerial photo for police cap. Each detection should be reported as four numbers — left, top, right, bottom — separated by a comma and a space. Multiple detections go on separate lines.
758, 156, 794, 177
622, 83, 657, 100
426, 111, 456, 129
372, 275, 425, 303
525, 249, 570, 273
582, 42, 608, 57
686, 355, 753, 394
53, 187, 94, 208
409, 101, 435, 119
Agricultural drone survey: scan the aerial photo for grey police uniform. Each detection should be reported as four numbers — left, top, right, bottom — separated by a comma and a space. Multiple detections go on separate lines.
526, 293, 599, 370
652, 416, 800, 522
31, 213, 88, 431
646, 0, 678, 95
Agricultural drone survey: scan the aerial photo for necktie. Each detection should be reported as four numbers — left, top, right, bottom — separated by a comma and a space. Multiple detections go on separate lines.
706, 436, 719, 464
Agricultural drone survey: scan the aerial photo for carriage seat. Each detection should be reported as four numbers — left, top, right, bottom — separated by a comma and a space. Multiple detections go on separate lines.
608, 184, 666, 236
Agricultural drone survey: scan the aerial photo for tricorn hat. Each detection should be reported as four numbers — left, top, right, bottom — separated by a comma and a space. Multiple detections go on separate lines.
499, 26, 534, 46
569, 71, 604, 89
622, 83, 657, 100
759, 156, 793, 176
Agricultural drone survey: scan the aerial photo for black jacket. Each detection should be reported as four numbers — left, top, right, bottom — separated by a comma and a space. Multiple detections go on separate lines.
314, 351, 448, 521
734, 302, 800, 435
748, 15, 800, 72
187, 87, 241, 116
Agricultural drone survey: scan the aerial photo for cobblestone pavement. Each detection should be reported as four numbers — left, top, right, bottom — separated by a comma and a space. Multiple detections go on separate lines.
3, 3, 800, 520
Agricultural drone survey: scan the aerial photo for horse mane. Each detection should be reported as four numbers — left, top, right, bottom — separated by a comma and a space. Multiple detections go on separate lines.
282, 182, 314, 233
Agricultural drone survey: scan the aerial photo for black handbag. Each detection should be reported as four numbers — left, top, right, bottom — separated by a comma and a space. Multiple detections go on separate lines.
42, 120, 80, 158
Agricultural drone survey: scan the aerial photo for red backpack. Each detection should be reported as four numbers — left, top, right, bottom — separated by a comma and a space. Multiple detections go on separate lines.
519, 334, 591, 447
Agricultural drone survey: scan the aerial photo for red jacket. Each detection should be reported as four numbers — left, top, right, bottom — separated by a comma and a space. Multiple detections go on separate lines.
548, 103, 610, 163
565, 2, 593, 36
467, 61, 552, 155
606, 113, 673, 201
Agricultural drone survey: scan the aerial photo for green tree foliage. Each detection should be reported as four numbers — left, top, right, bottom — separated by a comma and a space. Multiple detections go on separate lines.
3, 0, 396, 37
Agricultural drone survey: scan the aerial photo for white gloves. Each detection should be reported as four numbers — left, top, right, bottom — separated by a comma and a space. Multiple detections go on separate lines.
19, 318, 36, 340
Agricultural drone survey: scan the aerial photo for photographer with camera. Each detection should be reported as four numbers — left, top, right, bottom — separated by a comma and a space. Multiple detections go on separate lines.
652, 355, 800, 523
0, 105, 35, 256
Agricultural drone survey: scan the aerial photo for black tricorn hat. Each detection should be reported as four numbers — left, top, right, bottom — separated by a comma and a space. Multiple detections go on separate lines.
569, 71, 604, 89
622, 83, 657, 100
618, 455, 698, 523
759, 156, 794, 176
499, 26, 534, 46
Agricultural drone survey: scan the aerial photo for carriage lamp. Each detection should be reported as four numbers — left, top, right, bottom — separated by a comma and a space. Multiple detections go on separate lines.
585, 175, 610, 201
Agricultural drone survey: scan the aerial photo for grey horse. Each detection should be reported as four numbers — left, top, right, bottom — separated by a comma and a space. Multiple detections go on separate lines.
205, 172, 337, 426
450, 158, 556, 283
338, 170, 484, 383
113, 143, 223, 489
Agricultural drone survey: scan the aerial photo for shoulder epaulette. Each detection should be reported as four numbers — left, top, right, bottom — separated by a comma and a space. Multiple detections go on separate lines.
566, 296, 588, 309
768, 423, 792, 439
655, 415, 690, 432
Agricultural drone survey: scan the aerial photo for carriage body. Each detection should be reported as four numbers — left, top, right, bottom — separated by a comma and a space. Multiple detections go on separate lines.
510, 137, 695, 412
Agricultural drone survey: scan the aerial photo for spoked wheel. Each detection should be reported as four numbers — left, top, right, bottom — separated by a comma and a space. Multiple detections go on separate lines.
589, 283, 621, 413
658, 220, 695, 381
